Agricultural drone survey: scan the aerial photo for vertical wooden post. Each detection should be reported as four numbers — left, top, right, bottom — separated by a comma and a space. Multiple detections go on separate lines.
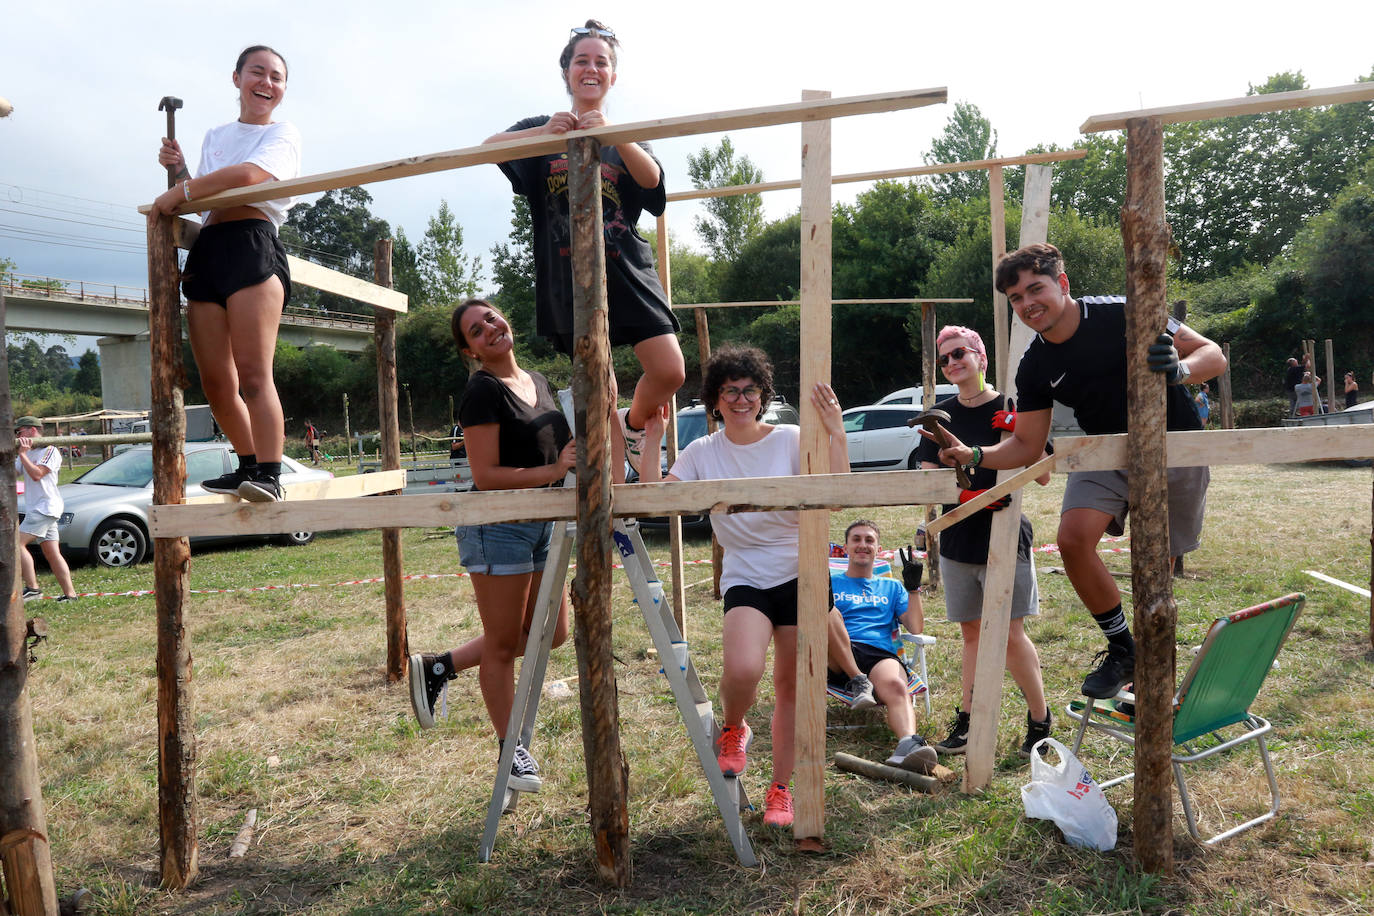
148, 214, 197, 889
373, 240, 406, 683
343, 393, 353, 463
0, 291, 60, 916
694, 307, 724, 600
568, 135, 631, 886
1122, 116, 1175, 876
920, 302, 940, 589
654, 215, 686, 634
1324, 339, 1335, 414
794, 89, 833, 843
988, 165, 1008, 392
1218, 343, 1234, 429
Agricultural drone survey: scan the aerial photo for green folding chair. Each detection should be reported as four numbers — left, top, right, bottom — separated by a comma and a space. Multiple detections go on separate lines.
1065, 593, 1305, 844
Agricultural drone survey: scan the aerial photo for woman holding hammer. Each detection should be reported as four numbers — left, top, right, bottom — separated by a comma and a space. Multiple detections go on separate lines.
149, 45, 301, 502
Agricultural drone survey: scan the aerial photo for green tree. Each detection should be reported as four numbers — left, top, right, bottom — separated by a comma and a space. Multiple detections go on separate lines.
72, 350, 101, 396
281, 187, 393, 315
392, 227, 424, 305
490, 196, 544, 348
687, 136, 765, 265
419, 199, 483, 307
924, 102, 998, 205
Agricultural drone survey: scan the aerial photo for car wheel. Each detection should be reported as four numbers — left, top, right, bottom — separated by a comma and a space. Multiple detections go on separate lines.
278, 530, 315, 547
91, 517, 149, 568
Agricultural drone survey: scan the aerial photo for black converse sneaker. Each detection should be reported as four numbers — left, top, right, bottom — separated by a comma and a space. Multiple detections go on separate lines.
1019, 709, 1053, 759
202, 468, 250, 495
409, 652, 452, 729
238, 474, 283, 503
508, 743, 543, 793
935, 708, 970, 755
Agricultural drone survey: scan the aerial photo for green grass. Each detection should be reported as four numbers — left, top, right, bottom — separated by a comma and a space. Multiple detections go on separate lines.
17, 463, 1374, 914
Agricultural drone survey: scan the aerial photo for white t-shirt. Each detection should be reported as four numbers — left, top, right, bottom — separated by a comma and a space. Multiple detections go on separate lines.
17, 446, 63, 517
196, 120, 302, 228
669, 424, 800, 593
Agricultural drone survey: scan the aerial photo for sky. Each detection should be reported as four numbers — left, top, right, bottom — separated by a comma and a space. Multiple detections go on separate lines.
2, 0, 1371, 354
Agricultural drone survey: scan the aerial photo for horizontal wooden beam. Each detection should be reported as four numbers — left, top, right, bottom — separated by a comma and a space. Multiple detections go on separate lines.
180, 469, 405, 505
1054, 425, 1374, 472
1081, 82, 1374, 133
924, 455, 1056, 537
149, 468, 962, 538
672, 298, 973, 310
666, 149, 1087, 202
140, 88, 947, 217
173, 217, 407, 312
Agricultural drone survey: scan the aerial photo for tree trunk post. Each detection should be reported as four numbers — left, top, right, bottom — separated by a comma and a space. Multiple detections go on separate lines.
1324, 339, 1335, 414
148, 213, 198, 889
343, 393, 352, 463
1122, 116, 1175, 876
692, 305, 724, 600
988, 165, 1009, 392
568, 135, 631, 887
374, 239, 406, 683
1218, 343, 1234, 429
920, 301, 940, 589
654, 215, 686, 634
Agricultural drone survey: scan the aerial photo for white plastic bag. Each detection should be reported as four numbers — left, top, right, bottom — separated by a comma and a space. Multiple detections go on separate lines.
1020, 737, 1118, 851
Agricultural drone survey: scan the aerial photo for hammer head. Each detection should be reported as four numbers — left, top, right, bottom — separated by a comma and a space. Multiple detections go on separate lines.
906, 409, 952, 430
158, 96, 183, 112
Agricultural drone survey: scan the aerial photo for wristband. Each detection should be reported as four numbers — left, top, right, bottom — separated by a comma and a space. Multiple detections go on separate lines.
183, 179, 192, 202
969, 446, 983, 467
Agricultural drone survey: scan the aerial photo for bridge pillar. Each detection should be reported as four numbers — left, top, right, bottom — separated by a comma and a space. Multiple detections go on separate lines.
98, 333, 152, 411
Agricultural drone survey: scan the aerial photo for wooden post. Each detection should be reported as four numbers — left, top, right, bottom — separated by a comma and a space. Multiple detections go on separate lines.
1218, 343, 1234, 429
920, 302, 940, 589
988, 165, 1008, 391
374, 240, 406, 683
794, 89, 833, 843
1122, 116, 1175, 876
343, 393, 352, 463
567, 135, 631, 887
0, 292, 60, 916
655, 214, 686, 634
1324, 339, 1335, 414
405, 384, 417, 462
693, 306, 724, 600
148, 213, 197, 889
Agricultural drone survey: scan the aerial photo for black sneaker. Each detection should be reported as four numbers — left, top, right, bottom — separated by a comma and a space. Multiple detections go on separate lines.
935, 708, 970, 755
55, 594, 78, 603
202, 469, 249, 495
1019, 709, 1053, 758
408, 652, 451, 730
1081, 645, 1135, 699
21, 586, 42, 602
509, 743, 542, 793
844, 673, 877, 711
238, 475, 283, 503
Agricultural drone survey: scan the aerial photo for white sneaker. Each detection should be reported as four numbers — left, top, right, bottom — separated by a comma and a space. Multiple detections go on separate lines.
617, 407, 646, 475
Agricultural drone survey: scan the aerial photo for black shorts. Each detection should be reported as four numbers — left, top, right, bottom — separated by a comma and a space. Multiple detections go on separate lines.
182, 219, 291, 308
827, 641, 908, 688
723, 579, 798, 628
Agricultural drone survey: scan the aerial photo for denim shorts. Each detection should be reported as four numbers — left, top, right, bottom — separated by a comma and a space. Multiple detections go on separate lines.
455, 521, 553, 575
20, 510, 60, 541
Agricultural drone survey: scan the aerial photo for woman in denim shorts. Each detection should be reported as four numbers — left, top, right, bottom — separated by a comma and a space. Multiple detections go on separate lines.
408, 300, 575, 793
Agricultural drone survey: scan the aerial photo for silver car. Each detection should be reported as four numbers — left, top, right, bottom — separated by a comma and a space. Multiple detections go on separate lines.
45, 443, 332, 568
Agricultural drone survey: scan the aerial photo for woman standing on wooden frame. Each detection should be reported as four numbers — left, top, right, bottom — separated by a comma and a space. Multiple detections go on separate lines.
483, 20, 684, 478
149, 45, 301, 501
640, 345, 848, 829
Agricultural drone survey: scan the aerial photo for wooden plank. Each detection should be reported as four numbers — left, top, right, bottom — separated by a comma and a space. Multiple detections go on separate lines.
989, 165, 1008, 392
795, 89, 834, 843
921, 303, 940, 589
924, 456, 1057, 538
671, 298, 971, 310
374, 240, 407, 684
142, 88, 948, 216
665, 149, 1088, 202
182, 469, 405, 504
1218, 343, 1234, 429
1054, 425, 1374, 471
1081, 81, 1374, 133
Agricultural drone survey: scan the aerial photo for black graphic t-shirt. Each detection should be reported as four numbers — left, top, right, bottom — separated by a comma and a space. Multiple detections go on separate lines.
457, 369, 572, 490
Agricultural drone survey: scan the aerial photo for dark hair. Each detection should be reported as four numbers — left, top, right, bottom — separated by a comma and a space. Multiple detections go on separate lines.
559, 20, 619, 75
451, 298, 502, 354
701, 345, 774, 421
995, 242, 1064, 294
844, 518, 881, 541
236, 45, 288, 80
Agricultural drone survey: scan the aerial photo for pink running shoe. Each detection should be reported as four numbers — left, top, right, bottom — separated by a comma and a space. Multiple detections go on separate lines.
716, 723, 752, 777
763, 782, 793, 828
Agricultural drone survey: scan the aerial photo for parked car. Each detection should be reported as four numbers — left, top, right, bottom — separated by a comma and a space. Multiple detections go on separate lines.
33, 443, 333, 568
842, 404, 928, 471
876, 384, 958, 406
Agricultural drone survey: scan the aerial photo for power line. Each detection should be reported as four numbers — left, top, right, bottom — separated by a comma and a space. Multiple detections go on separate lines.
0, 230, 145, 256
0, 206, 145, 234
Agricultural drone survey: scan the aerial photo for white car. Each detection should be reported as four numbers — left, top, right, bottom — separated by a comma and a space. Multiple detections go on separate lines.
876, 384, 958, 406
842, 404, 929, 471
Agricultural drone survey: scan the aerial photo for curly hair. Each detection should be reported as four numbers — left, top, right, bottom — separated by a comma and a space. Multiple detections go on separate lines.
559, 19, 619, 76
701, 345, 774, 421
994, 242, 1065, 294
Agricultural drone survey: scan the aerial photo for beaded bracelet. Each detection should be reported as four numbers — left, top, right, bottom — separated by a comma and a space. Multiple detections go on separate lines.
183, 179, 192, 202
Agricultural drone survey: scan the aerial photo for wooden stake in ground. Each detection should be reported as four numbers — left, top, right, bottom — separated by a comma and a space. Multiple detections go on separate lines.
689, 300, 725, 600
567, 135, 631, 887
1122, 116, 1176, 877
1218, 343, 1234, 430
147, 213, 198, 889
373, 240, 406, 683
920, 302, 940, 589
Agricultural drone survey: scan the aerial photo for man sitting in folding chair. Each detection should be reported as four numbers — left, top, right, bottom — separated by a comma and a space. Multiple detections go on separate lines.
826, 518, 937, 772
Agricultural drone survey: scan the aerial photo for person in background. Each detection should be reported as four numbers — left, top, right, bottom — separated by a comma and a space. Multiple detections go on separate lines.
1343, 371, 1358, 410
1283, 357, 1303, 417
14, 416, 78, 602
1194, 383, 1211, 427
304, 420, 323, 465
1294, 372, 1320, 417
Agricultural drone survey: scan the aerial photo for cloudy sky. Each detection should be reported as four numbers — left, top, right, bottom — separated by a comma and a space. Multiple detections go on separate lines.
3, 0, 1371, 337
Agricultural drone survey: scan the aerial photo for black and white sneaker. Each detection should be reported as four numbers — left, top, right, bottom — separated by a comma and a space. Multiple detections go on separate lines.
202, 469, 249, 495
1081, 645, 1135, 699
21, 586, 42, 602
935, 708, 970, 755
844, 673, 877, 711
238, 475, 283, 503
1019, 709, 1053, 759
887, 734, 938, 773
408, 652, 451, 730
508, 743, 543, 793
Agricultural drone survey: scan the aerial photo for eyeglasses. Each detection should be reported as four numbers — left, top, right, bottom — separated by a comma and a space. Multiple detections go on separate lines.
720, 385, 762, 402
570, 26, 616, 39
938, 347, 972, 367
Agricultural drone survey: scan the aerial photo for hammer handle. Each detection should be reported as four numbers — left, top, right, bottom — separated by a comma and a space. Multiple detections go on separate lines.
930, 426, 973, 489
164, 110, 177, 189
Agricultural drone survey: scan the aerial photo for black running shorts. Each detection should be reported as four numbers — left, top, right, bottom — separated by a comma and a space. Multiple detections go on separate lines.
182, 219, 291, 308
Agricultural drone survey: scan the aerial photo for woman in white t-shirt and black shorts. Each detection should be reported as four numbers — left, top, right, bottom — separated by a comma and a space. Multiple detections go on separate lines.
149, 45, 301, 502
640, 345, 848, 829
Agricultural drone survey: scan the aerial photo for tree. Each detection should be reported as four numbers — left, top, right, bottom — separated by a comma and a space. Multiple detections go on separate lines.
281, 187, 393, 314
392, 227, 424, 305
687, 137, 765, 264
419, 199, 483, 307
72, 350, 101, 396
924, 102, 998, 205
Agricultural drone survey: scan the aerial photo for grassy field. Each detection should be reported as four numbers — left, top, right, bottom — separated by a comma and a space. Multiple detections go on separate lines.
17, 462, 1374, 915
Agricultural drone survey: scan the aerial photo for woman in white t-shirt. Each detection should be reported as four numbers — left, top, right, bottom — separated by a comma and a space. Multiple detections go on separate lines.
640, 346, 848, 829
149, 45, 302, 503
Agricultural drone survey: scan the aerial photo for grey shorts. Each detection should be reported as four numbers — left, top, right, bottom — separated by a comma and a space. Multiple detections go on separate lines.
1061, 466, 1210, 556
940, 552, 1039, 624
20, 510, 61, 541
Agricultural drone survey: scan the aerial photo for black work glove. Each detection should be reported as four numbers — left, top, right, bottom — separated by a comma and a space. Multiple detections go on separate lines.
1147, 333, 1189, 385
898, 545, 923, 591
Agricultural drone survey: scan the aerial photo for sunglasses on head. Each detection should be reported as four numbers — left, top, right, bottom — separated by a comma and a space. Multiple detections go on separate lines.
571, 25, 616, 39
938, 347, 972, 367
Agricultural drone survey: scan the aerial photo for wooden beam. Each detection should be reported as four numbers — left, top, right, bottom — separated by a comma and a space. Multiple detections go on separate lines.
921, 303, 940, 589
671, 298, 971, 310
1218, 343, 1234, 429
142, 88, 948, 216
795, 89, 834, 843
665, 150, 1088, 202
1081, 81, 1374, 133
182, 469, 405, 504
1054, 425, 1374, 471
374, 240, 406, 684
924, 456, 1057, 538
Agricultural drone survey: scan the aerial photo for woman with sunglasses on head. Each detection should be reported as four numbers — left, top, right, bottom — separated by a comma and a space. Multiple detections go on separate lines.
914, 327, 1053, 760
639, 346, 847, 829
149, 45, 301, 501
483, 20, 684, 478
408, 299, 576, 793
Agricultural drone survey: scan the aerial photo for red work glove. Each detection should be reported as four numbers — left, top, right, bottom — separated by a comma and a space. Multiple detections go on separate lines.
959, 488, 1011, 511
991, 409, 1016, 432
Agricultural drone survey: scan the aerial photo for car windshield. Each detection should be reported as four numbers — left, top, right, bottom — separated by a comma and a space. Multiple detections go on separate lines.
677, 412, 709, 448
74, 450, 155, 487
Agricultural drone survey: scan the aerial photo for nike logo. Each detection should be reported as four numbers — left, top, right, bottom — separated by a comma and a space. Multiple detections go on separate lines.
1051, 373, 1067, 388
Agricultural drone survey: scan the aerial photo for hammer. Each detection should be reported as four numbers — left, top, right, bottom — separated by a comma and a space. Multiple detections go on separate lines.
158, 96, 183, 189
907, 409, 972, 488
